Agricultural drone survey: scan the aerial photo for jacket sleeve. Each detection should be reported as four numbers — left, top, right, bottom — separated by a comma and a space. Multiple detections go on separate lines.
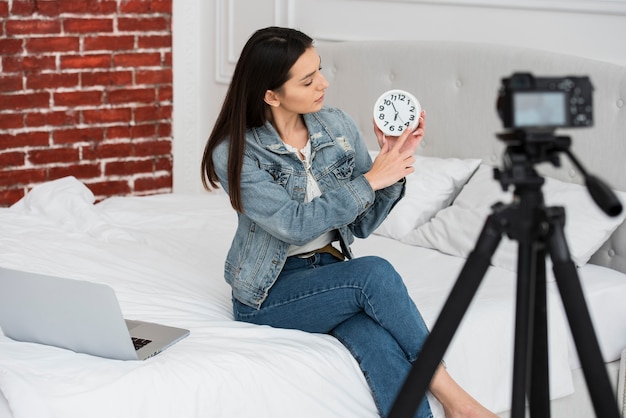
338, 109, 406, 238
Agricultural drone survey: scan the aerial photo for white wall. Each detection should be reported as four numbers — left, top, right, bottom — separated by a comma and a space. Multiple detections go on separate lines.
173, 0, 626, 193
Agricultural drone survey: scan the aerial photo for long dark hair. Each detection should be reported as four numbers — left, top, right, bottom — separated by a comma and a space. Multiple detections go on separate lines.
201, 27, 314, 212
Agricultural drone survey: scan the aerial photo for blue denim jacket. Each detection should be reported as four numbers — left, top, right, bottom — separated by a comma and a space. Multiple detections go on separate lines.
212, 107, 405, 308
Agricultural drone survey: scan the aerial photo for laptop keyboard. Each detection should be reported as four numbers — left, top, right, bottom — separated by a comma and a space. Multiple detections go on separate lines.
132, 337, 152, 351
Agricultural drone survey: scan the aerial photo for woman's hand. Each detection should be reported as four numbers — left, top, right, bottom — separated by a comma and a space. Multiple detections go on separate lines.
373, 109, 426, 154
365, 110, 426, 191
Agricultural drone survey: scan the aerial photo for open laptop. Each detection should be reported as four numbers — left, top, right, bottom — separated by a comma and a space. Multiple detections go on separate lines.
0, 266, 190, 360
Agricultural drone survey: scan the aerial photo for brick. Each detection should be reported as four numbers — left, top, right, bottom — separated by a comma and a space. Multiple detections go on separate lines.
0, 75, 23, 92
135, 69, 171, 85
26, 36, 80, 53
163, 51, 171, 66
117, 17, 169, 32
5, 19, 61, 36
2, 55, 56, 72
0, 131, 49, 148
134, 139, 171, 156
82, 107, 132, 124
0, 150, 26, 167
158, 85, 172, 102
107, 124, 155, 139
54, 127, 104, 144
0, 188, 25, 207
134, 173, 172, 192
0, 39, 24, 55
119, 0, 151, 14
156, 121, 171, 137
0, 113, 24, 129
24, 109, 80, 127
54, 90, 103, 107
84, 35, 135, 52
0, 1, 8, 17
32, 0, 59, 16
107, 87, 155, 105
56, 0, 117, 15
149, 0, 172, 14
82, 141, 133, 159
87, 179, 130, 198
26, 72, 79, 90
49, 163, 101, 180
134, 104, 171, 122
137, 35, 171, 49
28, 147, 80, 165
105, 158, 153, 176
113, 52, 161, 68
81, 70, 133, 87
63, 18, 113, 34
0, 167, 47, 187
154, 155, 171, 171
10, 0, 36, 15
0, 92, 50, 111
61, 54, 111, 70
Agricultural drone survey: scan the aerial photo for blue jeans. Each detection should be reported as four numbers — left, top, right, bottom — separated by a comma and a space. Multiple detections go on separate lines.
233, 253, 433, 418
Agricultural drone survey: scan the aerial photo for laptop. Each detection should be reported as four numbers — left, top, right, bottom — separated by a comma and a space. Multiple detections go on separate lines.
0, 266, 190, 360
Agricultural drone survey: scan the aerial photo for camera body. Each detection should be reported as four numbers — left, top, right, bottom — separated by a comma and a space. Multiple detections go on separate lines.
497, 73, 593, 130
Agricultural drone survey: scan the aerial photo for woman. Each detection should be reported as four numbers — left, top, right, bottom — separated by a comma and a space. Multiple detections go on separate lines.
202, 26, 495, 418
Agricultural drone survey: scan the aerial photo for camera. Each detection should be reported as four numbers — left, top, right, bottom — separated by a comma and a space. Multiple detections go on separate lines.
497, 73, 593, 130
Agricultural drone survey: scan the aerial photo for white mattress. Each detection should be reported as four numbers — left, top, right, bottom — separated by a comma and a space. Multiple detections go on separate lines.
0, 177, 625, 417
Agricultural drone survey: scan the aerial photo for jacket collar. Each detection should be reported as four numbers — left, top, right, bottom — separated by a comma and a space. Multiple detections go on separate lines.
252, 111, 335, 154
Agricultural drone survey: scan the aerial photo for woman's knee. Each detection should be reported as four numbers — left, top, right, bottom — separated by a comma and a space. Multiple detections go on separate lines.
353, 256, 405, 289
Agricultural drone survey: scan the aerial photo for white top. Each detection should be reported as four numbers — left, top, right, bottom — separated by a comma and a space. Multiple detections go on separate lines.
283, 140, 334, 257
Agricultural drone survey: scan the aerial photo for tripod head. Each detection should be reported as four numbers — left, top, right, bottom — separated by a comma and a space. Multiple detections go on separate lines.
494, 129, 623, 217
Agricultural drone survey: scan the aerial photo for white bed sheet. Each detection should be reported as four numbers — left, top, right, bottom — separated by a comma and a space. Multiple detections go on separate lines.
0, 177, 624, 417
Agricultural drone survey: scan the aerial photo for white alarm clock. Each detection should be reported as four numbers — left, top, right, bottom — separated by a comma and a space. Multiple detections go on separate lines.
373, 89, 421, 136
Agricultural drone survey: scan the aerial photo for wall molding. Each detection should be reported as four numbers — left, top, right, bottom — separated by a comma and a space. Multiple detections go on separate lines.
215, 0, 294, 84
362, 0, 626, 15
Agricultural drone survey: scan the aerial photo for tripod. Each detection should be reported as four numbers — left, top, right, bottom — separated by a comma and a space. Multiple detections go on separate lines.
389, 130, 623, 418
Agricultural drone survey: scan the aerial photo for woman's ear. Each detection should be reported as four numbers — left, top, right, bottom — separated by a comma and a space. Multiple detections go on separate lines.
264, 90, 280, 107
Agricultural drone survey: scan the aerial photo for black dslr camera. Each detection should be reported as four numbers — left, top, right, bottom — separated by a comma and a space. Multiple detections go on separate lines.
497, 73, 593, 130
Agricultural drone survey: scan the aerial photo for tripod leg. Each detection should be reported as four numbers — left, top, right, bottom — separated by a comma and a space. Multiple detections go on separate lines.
527, 245, 551, 418
511, 241, 531, 418
389, 213, 503, 418
547, 207, 620, 418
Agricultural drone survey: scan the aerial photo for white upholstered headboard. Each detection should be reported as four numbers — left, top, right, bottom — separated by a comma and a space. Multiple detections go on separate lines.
317, 40, 626, 272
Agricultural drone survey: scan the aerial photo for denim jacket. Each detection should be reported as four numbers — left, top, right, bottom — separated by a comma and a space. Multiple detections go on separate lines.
212, 107, 405, 309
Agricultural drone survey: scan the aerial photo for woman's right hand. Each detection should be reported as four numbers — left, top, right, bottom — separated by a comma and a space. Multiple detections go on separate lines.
364, 124, 421, 191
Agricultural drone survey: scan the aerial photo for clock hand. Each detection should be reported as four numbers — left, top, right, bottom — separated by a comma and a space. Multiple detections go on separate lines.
391, 102, 399, 121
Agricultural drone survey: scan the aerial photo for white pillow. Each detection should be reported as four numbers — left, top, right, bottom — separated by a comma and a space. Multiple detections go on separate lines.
369, 151, 481, 240
402, 164, 626, 271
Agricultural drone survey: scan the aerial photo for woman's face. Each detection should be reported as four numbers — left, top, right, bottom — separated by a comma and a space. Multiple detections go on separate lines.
271, 47, 329, 115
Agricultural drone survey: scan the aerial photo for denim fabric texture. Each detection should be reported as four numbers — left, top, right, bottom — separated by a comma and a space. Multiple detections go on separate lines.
213, 107, 405, 309
233, 253, 433, 418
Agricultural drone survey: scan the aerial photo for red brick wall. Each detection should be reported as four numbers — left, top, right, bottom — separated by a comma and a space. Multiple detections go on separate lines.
0, 0, 173, 207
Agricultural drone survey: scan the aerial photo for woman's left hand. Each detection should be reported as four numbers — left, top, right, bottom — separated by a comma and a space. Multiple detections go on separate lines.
373, 109, 426, 154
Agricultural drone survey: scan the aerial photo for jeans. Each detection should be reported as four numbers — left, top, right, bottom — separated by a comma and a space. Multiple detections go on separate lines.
233, 253, 433, 418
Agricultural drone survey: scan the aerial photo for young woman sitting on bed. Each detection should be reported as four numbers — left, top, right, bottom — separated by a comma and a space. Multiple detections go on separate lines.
201, 26, 496, 418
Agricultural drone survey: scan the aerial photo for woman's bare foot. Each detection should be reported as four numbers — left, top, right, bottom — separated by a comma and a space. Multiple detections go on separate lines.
430, 365, 498, 417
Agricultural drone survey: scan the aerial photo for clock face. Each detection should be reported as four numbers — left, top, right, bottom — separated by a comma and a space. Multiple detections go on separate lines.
373, 89, 421, 136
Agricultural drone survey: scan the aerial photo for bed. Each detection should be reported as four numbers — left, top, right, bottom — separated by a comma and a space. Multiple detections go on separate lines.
1, 40, 626, 418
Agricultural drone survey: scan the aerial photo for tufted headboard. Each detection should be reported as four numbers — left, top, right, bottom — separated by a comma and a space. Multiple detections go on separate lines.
316, 40, 626, 273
